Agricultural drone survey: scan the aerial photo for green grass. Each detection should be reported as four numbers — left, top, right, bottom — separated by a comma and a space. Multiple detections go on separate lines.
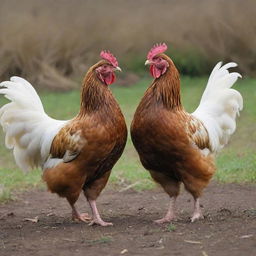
166, 224, 177, 232
0, 76, 255, 200
85, 236, 113, 245
0, 168, 42, 201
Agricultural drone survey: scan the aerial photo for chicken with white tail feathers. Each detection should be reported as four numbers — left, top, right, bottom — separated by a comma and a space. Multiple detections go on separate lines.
0, 51, 127, 226
131, 43, 243, 223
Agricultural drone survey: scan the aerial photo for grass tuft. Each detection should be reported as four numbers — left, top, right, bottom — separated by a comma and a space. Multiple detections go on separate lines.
167, 224, 176, 232
85, 236, 113, 245
0, 168, 42, 202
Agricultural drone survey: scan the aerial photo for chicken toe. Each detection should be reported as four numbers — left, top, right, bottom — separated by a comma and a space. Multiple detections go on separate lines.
191, 212, 204, 222
73, 212, 91, 222
88, 199, 112, 226
71, 205, 91, 222
89, 219, 113, 226
154, 197, 177, 224
191, 198, 204, 222
154, 215, 176, 224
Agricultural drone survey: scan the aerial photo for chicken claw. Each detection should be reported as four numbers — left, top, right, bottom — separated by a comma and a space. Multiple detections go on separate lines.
71, 205, 91, 222
191, 198, 204, 222
89, 219, 113, 226
72, 212, 91, 222
88, 199, 113, 226
154, 216, 176, 224
191, 212, 204, 222
154, 197, 177, 224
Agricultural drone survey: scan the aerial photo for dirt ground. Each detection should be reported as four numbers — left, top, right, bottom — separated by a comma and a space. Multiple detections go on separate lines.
0, 182, 255, 256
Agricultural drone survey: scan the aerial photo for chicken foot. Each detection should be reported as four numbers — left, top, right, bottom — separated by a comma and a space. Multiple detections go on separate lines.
88, 200, 113, 226
154, 196, 177, 224
71, 205, 91, 222
191, 198, 204, 222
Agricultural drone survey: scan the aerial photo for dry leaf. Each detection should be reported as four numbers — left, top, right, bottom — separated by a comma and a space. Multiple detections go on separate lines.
119, 181, 141, 192
120, 249, 128, 254
0, 212, 14, 220
24, 216, 39, 223
63, 238, 76, 242
202, 251, 208, 256
184, 240, 202, 244
240, 234, 253, 239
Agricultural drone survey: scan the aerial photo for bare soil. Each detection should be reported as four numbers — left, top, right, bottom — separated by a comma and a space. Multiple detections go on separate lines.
0, 182, 255, 256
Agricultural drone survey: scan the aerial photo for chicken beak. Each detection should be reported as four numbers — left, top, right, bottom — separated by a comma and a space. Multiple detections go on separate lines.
145, 60, 151, 66
115, 66, 122, 72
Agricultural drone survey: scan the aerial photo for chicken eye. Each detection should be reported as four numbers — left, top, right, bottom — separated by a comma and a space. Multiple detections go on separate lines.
153, 57, 161, 63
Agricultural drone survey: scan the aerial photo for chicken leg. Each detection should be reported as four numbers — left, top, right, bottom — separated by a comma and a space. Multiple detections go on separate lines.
71, 204, 91, 222
154, 196, 177, 224
149, 171, 180, 224
88, 200, 113, 226
66, 192, 91, 222
83, 170, 112, 226
191, 197, 204, 222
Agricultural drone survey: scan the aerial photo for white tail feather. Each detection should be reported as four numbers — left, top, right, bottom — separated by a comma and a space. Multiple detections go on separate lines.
0, 77, 67, 171
193, 62, 243, 153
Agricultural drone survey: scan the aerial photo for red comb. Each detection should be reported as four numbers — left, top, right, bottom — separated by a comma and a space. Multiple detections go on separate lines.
147, 43, 168, 60
100, 50, 118, 67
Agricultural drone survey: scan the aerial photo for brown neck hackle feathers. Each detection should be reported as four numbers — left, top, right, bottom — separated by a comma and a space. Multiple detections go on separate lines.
78, 60, 117, 116
145, 54, 182, 110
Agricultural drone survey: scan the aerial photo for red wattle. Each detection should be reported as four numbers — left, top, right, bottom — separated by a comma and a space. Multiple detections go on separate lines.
104, 73, 116, 85
150, 65, 161, 78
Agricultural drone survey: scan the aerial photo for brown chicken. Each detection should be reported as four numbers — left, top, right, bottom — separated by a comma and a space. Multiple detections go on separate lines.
131, 43, 242, 223
0, 51, 127, 226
